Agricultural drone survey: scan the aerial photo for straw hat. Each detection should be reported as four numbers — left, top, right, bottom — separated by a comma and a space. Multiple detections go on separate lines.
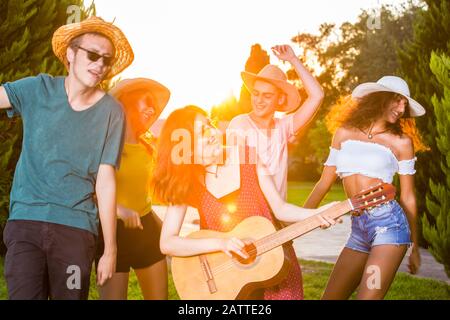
110, 78, 171, 123
352, 76, 425, 117
241, 64, 301, 112
52, 16, 134, 79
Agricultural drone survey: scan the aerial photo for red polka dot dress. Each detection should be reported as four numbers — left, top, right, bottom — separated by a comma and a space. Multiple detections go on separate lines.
187, 149, 304, 300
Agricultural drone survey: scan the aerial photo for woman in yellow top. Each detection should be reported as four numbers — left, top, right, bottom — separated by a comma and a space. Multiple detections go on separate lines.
96, 78, 170, 299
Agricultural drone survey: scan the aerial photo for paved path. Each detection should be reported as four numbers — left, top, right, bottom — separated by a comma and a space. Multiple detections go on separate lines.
153, 205, 449, 285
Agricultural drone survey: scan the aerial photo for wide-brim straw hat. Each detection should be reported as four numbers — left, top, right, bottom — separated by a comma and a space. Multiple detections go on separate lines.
110, 78, 171, 123
241, 64, 301, 112
52, 16, 134, 79
352, 76, 425, 117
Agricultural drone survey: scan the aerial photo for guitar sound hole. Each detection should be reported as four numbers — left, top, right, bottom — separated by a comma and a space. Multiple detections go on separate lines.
233, 242, 257, 265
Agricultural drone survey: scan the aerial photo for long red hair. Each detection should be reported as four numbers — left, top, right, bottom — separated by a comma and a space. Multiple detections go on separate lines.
152, 105, 208, 205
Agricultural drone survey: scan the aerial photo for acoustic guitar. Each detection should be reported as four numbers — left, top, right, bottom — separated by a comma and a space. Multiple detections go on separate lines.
171, 183, 396, 300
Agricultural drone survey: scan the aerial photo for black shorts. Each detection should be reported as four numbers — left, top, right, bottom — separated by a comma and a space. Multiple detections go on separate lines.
96, 210, 166, 273
4, 220, 96, 300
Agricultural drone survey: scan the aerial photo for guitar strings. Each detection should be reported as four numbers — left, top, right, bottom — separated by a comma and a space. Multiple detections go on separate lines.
187, 195, 388, 278
209, 218, 322, 275
209, 213, 339, 275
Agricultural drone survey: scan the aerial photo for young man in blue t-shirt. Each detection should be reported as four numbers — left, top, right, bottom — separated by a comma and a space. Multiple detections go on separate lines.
0, 17, 134, 300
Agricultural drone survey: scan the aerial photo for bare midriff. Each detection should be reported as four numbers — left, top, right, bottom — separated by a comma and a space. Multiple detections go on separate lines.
342, 174, 387, 198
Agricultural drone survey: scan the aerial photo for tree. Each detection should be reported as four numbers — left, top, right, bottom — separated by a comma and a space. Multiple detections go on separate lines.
398, 0, 450, 248
422, 52, 450, 277
210, 95, 239, 122
287, 2, 422, 176
238, 44, 270, 115
0, 0, 95, 255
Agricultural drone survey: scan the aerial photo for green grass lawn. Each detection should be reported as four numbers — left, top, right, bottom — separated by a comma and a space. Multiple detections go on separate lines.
2, 257, 448, 300
1, 182, 449, 300
286, 181, 346, 205
119, 259, 450, 300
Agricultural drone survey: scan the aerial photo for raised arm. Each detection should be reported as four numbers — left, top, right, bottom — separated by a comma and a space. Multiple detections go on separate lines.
160, 205, 249, 259
272, 45, 324, 134
0, 86, 12, 109
95, 164, 118, 286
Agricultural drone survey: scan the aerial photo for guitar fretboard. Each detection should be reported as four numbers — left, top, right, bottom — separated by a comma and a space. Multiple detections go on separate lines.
254, 200, 352, 256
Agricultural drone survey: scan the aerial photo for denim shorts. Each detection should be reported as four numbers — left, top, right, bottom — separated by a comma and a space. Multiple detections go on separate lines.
345, 200, 412, 253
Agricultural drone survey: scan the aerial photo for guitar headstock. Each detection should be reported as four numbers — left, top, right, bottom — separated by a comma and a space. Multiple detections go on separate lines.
350, 183, 396, 213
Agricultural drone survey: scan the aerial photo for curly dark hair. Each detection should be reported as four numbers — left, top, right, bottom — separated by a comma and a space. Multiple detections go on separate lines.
345, 92, 408, 134
326, 92, 428, 152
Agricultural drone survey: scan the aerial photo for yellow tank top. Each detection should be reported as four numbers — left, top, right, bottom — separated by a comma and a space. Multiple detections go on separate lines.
116, 142, 154, 217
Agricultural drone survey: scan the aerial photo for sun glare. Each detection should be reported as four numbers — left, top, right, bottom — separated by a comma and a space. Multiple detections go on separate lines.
93, 0, 399, 117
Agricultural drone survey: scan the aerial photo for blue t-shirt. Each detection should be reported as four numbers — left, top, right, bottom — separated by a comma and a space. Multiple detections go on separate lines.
3, 74, 125, 235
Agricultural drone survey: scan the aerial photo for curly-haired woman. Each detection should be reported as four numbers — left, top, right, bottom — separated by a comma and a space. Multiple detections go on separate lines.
304, 76, 428, 300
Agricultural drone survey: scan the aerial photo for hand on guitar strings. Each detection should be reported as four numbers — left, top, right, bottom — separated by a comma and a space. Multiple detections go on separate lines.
221, 237, 250, 259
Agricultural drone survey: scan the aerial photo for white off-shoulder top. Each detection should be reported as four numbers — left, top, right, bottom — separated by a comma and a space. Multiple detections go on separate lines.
324, 140, 416, 184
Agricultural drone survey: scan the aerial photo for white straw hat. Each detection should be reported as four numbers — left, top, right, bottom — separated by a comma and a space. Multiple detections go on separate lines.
352, 76, 425, 117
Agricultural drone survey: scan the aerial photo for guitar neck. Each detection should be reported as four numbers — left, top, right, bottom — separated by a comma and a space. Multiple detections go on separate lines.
255, 200, 353, 256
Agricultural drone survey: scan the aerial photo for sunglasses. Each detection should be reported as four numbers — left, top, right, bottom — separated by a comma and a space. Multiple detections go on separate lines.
75, 45, 114, 67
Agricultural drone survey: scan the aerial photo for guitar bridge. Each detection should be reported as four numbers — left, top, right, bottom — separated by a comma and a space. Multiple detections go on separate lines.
199, 255, 217, 294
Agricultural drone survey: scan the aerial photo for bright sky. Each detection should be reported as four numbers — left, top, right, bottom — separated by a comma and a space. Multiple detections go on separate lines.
93, 0, 402, 118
